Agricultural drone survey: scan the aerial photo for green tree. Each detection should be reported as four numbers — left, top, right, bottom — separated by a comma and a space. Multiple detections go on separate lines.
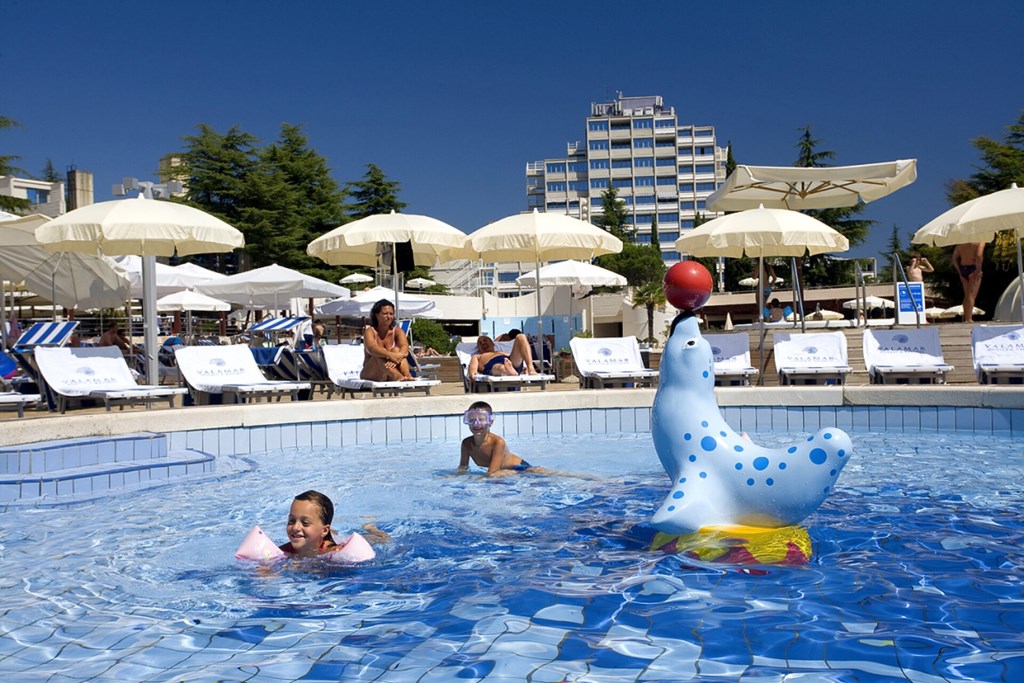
347, 163, 406, 219
944, 110, 1024, 312
240, 123, 347, 277
650, 215, 660, 250
632, 279, 667, 344
0, 116, 30, 213
41, 158, 62, 182
793, 126, 873, 289
594, 185, 630, 241
410, 318, 453, 355
725, 141, 736, 177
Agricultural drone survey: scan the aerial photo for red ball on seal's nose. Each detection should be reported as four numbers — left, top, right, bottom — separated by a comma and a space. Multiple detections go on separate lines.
663, 261, 713, 312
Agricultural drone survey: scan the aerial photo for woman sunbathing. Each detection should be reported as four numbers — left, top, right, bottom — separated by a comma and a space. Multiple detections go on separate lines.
468, 333, 539, 387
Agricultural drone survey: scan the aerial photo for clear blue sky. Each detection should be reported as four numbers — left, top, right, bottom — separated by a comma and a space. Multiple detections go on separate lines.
4, 1, 1022, 261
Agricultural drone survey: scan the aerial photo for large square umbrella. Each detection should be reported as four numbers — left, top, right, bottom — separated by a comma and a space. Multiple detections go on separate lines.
463, 210, 623, 360
156, 289, 231, 338
515, 260, 626, 341
35, 195, 244, 384
707, 160, 918, 211
912, 183, 1024, 322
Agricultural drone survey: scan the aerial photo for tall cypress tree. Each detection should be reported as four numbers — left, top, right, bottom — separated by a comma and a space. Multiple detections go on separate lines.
346, 164, 406, 219
0, 116, 30, 213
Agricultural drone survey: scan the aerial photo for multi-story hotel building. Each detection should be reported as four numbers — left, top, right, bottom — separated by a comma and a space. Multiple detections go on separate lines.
526, 93, 728, 262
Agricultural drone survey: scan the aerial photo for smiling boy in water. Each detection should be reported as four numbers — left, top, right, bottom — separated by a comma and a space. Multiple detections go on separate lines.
458, 401, 537, 477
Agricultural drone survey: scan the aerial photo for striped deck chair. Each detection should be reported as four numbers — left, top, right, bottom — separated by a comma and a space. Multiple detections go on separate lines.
12, 321, 80, 409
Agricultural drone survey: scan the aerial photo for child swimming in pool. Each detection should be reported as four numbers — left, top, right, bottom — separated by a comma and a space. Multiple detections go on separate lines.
458, 401, 539, 477
280, 490, 390, 558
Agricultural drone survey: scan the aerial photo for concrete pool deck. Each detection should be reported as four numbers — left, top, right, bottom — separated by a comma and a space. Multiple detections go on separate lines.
4, 384, 1024, 448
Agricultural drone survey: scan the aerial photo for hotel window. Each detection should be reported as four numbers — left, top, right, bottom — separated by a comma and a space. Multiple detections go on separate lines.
696, 182, 717, 192
657, 177, 675, 186
655, 140, 675, 148
635, 177, 655, 187
636, 233, 652, 244
611, 141, 631, 151
612, 178, 633, 188
635, 195, 656, 205
633, 138, 654, 149
26, 188, 50, 204
696, 200, 706, 210
612, 159, 632, 169
634, 214, 653, 224
658, 212, 679, 223
656, 157, 675, 167
546, 182, 567, 193
568, 162, 587, 173
660, 231, 679, 241
588, 120, 609, 131
664, 251, 681, 260
498, 272, 520, 283
678, 183, 694, 193
546, 202, 567, 211
634, 157, 654, 168
680, 220, 695, 228
591, 179, 609, 190
546, 163, 566, 174
633, 118, 653, 129
568, 181, 587, 192
589, 140, 610, 150
655, 118, 675, 129
695, 164, 715, 174
590, 159, 610, 170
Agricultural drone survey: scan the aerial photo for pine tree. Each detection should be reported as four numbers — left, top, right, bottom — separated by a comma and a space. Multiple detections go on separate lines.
346, 164, 406, 219
0, 116, 30, 213
594, 186, 630, 241
41, 158, 62, 182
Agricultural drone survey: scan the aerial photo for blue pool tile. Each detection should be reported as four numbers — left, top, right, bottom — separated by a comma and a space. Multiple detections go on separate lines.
935, 406, 956, 433
326, 422, 342, 447
883, 406, 902, 432
605, 409, 622, 434
426, 415, 444, 440
721, 406, 740, 430
168, 430, 187, 451
576, 410, 592, 434
73, 476, 93, 495
867, 406, 886, 431
266, 426, 284, 451
804, 407, 821, 431
279, 423, 298, 449
81, 442, 100, 466
561, 410, 578, 434
545, 411, 562, 434
767, 406, 786, 431
738, 407, 756, 432
590, 409, 607, 434
991, 408, 1012, 434
115, 439, 133, 462
354, 420, 373, 445
232, 427, 250, 454
399, 417, 417, 442
970, 407, 993, 434
340, 421, 357, 446
635, 407, 651, 433
900, 407, 921, 432
295, 422, 313, 448
620, 407, 636, 433
218, 429, 235, 455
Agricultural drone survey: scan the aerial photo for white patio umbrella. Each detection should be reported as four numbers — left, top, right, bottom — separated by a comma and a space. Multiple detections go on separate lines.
340, 272, 375, 285
738, 276, 784, 287
515, 260, 626, 339
842, 296, 895, 310
196, 263, 349, 309
35, 195, 244, 384
0, 214, 130, 311
786, 308, 845, 322
405, 277, 436, 289
464, 210, 623, 358
156, 289, 231, 338
942, 304, 985, 318
316, 285, 437, 318
308, 210, 467, 321
924, 306, 955, 319
676, 206, 849, 376
913, 183, 1024, 322
707, 160, 918, 211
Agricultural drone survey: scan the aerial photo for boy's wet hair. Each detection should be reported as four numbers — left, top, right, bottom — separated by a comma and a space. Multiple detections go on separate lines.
294, 490, 334, 525
468, 400, 492, 414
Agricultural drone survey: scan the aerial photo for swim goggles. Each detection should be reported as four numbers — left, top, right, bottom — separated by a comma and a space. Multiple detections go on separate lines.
463, 409, 494, 427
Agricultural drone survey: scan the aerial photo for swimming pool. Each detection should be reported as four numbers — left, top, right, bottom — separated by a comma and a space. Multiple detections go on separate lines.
2, 423, 1023, 681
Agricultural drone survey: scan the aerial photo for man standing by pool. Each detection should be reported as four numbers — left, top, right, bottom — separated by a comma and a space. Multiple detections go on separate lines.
952, 242, 985, 323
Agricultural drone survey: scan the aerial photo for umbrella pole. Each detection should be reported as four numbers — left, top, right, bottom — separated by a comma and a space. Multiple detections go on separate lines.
142, 256, 159, 385
757, 255, 766, 386
535, 256, 543, 372
1016, 227, 1024, 323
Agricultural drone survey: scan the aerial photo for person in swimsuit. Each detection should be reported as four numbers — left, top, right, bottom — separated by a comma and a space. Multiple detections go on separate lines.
458, 401, 537, 477
952, 242, 985, 323
361, 299, 414, 381
907, 253, 934, 282
467, 333, 539, 388
279, 490, 389, 558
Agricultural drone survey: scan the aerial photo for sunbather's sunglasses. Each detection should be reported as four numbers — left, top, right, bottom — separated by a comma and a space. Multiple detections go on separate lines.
463, 410, 493, 427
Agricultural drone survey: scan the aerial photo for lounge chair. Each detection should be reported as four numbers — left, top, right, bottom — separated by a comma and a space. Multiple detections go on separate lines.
772, 331, 852, 386
862, 328, 953, 384
455, 340, 555, 392
704, 333, 758, 386
568, 336, 659, 389
0, 391, 42, 418
971, 324, 1024, 384
32, 346, 187, 413
174, 344, 310, 404
320, 344, 440, 397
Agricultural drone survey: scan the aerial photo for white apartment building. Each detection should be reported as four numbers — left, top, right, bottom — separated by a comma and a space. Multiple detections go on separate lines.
526, 93, 728, 262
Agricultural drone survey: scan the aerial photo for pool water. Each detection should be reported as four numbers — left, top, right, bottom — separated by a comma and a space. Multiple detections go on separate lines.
2, 430, 1024, 681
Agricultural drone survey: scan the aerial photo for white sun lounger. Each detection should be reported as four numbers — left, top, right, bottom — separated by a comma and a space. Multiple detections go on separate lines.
33, 346, 187, 413
862, 328, 953, 384
174, 344, 310, 404
971, 324, 1024, 384
455, 341, 555, 393
568, 336, 659, 389
0, 391, 42, 418
773, 331, 852, 386
320, 344, 440, 397
704, 333, 758, 386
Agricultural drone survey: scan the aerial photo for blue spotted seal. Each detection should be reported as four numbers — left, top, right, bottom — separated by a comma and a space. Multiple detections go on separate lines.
651, 313, 852, 534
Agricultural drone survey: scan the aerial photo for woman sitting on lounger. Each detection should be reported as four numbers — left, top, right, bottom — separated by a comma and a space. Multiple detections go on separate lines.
468, 333, 539, 386
361, 299, 414, 382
